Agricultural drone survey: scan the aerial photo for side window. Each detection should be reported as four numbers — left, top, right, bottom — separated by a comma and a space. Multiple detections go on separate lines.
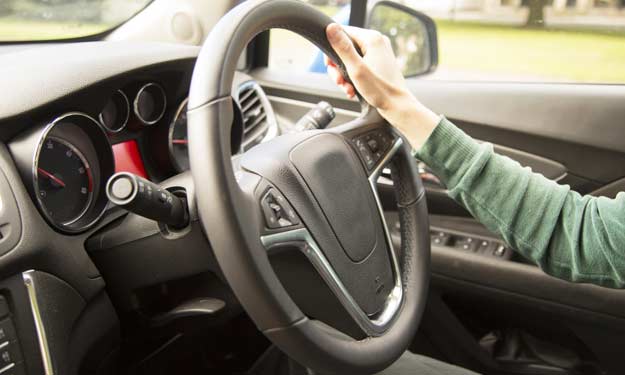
408, 0, 625, 83
269, 1, 351, 73
267, 0, 624, 84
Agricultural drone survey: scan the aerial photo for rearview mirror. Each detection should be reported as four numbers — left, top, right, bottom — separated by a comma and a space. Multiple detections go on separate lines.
366, 1, 438, 77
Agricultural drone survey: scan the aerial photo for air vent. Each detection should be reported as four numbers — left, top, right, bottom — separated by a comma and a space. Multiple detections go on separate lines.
237, 81, 277, 151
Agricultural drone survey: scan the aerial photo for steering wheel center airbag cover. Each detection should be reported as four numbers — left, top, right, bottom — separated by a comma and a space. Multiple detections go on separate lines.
243, 132, 394, 315
290, 133, 378, 263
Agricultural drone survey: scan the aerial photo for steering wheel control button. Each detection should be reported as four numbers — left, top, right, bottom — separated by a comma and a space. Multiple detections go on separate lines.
353, 129, 396, 171
367, 139, 379, 153
261, 188, 299, 229
354, 138, 375, 169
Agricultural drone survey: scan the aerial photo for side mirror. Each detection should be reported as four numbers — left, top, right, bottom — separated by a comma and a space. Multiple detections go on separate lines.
366, 1, 438, 77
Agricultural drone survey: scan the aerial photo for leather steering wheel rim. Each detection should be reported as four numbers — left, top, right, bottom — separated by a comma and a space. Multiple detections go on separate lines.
187, 0, 431, 374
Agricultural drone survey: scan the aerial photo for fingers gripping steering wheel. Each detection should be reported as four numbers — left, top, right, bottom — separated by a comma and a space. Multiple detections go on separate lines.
187, 0, 430, 373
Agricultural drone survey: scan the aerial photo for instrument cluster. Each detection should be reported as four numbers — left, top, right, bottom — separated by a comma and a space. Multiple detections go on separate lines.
7, 75, 278, 234
7, 79, 172, 234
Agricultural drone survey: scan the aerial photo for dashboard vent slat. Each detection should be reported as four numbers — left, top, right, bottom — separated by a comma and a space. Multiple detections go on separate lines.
237, 81, 277, 151
244, 112, 267, 134
239, 87, 256, 103
241, 95, 261, 113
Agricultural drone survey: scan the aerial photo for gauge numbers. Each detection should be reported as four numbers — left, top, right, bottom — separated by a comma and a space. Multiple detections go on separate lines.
35, 137, 93, 225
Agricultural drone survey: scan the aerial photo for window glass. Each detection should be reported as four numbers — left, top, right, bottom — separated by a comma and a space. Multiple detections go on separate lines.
0, 0, 151, 42
269, 1, 350, 72
407, 0, 625, 83
268, 0, 625, 83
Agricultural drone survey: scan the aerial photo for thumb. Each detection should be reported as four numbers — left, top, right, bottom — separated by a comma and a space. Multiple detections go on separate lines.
326, 23, 362, 74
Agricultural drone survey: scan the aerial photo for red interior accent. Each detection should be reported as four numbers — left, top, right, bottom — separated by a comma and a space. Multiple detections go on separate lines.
86, 167, 94, 192
112, 140, 148, 179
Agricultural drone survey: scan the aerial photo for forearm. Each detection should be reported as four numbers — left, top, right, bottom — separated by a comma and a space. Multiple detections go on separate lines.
415, 118, 625, 288
379, 93, 440, 150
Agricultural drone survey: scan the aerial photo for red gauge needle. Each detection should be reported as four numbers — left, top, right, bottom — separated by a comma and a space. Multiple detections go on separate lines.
37, 168, 66, 188
172, 139, 188, 145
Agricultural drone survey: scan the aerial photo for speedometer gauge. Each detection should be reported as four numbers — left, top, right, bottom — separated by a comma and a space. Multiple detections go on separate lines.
168, 99, 189, 171
168, 95, 246, 172
35, 137, 93, 225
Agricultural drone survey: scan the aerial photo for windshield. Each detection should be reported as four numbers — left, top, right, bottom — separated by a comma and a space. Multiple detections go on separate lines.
0, 0, 151, 42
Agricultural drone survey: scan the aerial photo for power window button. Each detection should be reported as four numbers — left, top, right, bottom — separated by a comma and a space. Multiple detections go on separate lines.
494, 245, 507, 257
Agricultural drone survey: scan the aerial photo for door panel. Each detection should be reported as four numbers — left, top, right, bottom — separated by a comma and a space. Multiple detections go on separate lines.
252, 67, 625, 375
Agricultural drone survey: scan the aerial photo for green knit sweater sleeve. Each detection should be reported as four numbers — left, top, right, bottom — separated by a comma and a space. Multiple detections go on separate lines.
416, 118, 625, 288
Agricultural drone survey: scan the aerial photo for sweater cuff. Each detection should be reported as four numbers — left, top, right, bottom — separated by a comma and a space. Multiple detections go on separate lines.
415, 117, 483, 187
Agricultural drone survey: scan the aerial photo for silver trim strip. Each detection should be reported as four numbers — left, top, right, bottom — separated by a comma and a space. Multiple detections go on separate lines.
23, 271, 54, 375
134, 82, 167, 125
0, 363, 15, 374
99, 89, 130, 133
260, 137, 404, 336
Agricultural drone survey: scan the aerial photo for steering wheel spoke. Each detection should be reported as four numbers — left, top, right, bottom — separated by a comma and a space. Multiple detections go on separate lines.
260, 222, 402, 337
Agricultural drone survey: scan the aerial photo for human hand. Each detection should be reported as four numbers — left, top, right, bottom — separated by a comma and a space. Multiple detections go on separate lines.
325, 23, 440, 148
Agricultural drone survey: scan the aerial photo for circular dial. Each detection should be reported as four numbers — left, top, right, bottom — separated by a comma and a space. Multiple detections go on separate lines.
169, 99, 189, 171
35, 137, 93, 225
134, 83, 167, 125
99, 90, 130, 133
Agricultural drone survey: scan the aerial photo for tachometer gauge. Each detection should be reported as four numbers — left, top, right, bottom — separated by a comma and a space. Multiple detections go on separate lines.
9, 112, 115, 233
35, 137, 93, 225
168, 98, 189, 171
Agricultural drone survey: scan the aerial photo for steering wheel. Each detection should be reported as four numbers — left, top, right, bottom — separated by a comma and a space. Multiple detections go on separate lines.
187, 0, 430, 373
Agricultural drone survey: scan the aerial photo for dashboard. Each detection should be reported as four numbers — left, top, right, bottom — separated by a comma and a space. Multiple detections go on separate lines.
5, 55, 278, 234
0, 42, 293, 373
